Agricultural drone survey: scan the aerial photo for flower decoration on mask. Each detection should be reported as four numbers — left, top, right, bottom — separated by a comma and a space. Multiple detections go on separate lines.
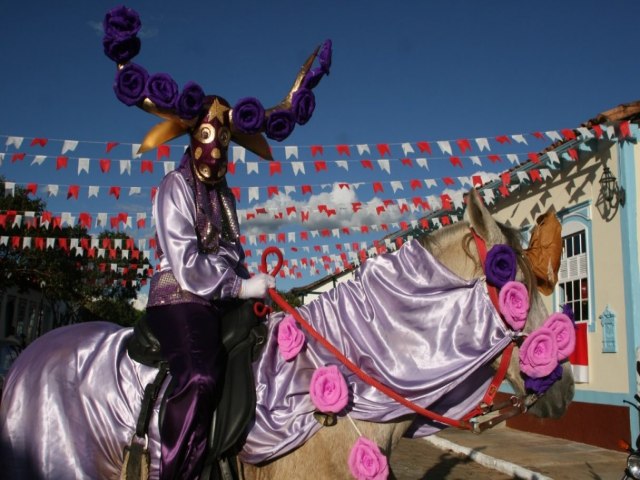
102, 5, 141, 64
232, 97, 266, 134
113, 63, 148, 106
277, 315, 306, 361
348, 436, 389, 480
498, 281, 529, 331
485, 244, 517, 288
309, 365, 349, 414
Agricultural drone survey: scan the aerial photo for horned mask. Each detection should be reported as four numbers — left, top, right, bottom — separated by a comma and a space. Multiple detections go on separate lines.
103, 5, 331, 184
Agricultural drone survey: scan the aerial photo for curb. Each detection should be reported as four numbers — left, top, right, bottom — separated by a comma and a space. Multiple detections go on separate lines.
423, 435, 553, 480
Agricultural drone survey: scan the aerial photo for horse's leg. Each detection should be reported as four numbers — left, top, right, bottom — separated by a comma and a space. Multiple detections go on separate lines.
240, 417, 413, 480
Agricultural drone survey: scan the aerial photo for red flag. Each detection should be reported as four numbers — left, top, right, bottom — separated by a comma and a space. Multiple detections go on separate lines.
442, 177, 455, 186
100, 159, 111, 173
267, 186, 279, 198
416, 141, 431, 154
269, 161, 282, 176
372, 182, 384, 193
527, 152, 540, 164
456, 139, 471, 153
352, 202, 362, 212
440, 194, 452, 210
26, 183, 37, 195
301, 185, 312, 195
561, 129, 576, 140
141, 160, 154, 173
592, 125, 603, 138
568, 149, 578, 161
109, 186, 121, 200
67, 185, 80, 199
336, 145, 351, 156
495, 135, 510, 144
488, 154, 501, 163
231, 187, 241, 202
311, 145, 324, 157
31, 138, 48, 147
361, 160, 373, 170
532, 132, 545, 140
529, 169, 542, 182
501, 172, 511, 186
619, 121, 631, 139
106, 141, 119, 153
472, 175, 483, 187
56, 156, 69, 170
449, 156, 462, 168
401, 158, 412, 167
157, 144, 170, 159
11, 153, 25, 162
286, 206, 297, 216
314, 160, 327, 172
410, 179, 422, 190
376, 144, 391, 157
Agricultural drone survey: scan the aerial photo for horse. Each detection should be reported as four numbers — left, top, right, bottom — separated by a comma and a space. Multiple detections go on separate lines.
0, 189, 574, 479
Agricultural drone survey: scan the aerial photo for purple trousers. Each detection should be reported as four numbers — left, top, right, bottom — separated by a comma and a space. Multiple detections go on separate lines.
147, 303, 223, 480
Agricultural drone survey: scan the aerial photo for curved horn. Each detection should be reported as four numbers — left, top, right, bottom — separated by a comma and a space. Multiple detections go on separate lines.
136, 99, 197, 154
265, 45, 320, 114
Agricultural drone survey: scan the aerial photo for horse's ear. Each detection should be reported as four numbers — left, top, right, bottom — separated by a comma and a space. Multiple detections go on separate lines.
464, 189, 503, 245
524, 208, 563, 295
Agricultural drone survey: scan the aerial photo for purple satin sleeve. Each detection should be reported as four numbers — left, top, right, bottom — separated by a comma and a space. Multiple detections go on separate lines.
154, 172, 245, 300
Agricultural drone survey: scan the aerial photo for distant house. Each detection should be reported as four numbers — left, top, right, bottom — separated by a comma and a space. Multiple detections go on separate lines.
0, 287, 69, 345
291, 100, 640, 451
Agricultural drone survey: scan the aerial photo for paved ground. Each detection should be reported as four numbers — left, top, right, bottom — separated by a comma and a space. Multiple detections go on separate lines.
389, 426, 629, 479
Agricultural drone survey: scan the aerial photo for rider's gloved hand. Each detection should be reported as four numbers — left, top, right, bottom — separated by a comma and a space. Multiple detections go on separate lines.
238, 273, 276, 299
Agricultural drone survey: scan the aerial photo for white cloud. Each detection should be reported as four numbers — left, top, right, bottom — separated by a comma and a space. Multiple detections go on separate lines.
239, 183, 404, 235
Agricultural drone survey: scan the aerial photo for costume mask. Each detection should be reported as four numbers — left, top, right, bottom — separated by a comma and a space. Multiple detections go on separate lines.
103, 5, 332, 182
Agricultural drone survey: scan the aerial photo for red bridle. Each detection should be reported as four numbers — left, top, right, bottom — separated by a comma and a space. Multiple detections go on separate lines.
258, 229, 530, 432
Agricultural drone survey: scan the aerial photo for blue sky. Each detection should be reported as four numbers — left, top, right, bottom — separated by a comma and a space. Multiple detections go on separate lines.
2, 0, 640, 297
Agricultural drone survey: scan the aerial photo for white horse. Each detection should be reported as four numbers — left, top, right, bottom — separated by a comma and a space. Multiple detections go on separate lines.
0, 189, 574, 479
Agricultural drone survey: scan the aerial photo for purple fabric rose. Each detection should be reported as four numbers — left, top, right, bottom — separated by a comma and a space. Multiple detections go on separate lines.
485, 244, 517, 288
103, 5, 141, 40
561, 303, 575, 323
318, 39, 332, 75
176, 81, 205, 119
498, 281, 529, 331
524, 363, 563, 395
309, 365, 349, 413
348, 437, 389, 480
232, 97, 266, 134
265, 109, 295, 141
113, 63, 149, 106
302, 68, 324, 90
292, 88, 316, 125
145, 73, 178, 109
103, 35, 141, 64
543, 313, 576, 361
519, 328, 558, 378
277, 315, 305, 361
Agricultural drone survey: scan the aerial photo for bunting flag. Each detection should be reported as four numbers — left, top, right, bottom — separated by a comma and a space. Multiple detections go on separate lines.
1, 122, 634, 284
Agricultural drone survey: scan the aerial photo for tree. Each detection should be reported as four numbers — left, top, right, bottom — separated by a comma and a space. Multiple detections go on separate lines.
0, 177, 151, 329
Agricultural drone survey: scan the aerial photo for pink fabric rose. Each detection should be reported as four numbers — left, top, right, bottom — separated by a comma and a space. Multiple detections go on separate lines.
277, 315, 305, 361
543, 313, 576, 361
348, 436, 389, 480
309, 365, 349, 413
519, 328, 558, 378
498, 281, 529, 331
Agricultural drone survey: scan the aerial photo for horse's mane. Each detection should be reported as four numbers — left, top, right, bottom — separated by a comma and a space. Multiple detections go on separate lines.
417, 220, 536, 297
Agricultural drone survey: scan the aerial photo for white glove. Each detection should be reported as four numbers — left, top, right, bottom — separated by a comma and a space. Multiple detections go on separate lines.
238, 273, 276, 299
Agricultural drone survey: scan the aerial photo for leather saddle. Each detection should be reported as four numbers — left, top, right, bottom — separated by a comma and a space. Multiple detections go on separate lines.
126, 300, 267, 478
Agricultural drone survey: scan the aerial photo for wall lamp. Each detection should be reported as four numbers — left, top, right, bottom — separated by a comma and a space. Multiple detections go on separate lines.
599, 166, 625, 207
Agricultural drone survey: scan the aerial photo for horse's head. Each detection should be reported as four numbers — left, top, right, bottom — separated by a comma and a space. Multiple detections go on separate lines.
421, 189, 574, 420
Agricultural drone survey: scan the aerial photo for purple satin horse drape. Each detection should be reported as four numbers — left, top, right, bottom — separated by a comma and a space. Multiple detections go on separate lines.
0, 239, 511, 478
